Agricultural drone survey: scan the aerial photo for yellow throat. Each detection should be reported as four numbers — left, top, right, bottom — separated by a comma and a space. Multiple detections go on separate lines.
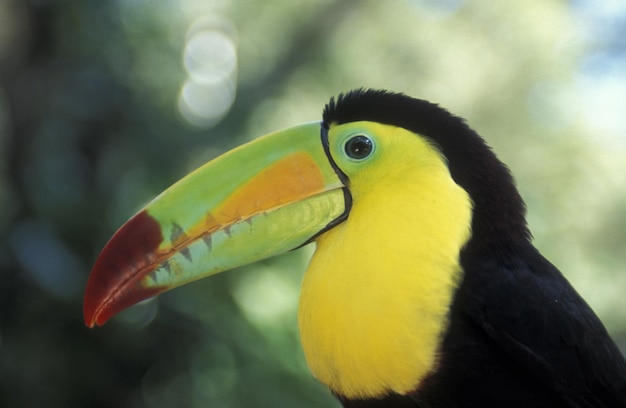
298, 122, 473, 399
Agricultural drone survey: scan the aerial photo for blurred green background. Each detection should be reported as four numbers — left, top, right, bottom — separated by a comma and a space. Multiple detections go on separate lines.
1, 0, 625, 407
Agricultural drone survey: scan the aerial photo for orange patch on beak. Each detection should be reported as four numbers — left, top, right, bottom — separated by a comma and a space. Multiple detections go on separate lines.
187, 151, 326, 239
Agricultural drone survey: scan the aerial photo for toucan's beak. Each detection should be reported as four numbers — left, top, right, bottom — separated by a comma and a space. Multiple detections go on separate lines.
84, 123, 348, 327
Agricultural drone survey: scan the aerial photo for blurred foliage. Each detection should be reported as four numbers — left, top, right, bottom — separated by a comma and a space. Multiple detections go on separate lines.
1, 0, 625, 407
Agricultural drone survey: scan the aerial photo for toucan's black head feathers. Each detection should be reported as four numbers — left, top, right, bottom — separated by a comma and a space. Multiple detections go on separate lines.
324, 88, 531, 253
323, 89, 462, 137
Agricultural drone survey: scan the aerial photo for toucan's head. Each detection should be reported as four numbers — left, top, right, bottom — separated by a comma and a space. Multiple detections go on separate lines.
84, 89, 529, 328
84, 92, 530, 379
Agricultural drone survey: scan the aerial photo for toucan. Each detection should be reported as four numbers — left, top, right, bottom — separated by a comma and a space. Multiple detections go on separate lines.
84, 89, 626, 407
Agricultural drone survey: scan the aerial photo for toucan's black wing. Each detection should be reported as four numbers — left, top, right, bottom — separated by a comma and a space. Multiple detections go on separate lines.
459, 245, 626, 407
411, 245, 626, 408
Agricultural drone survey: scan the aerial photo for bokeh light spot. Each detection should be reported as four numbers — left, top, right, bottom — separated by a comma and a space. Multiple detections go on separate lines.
178, 78, 236, 127
232, 267, 300, 329
178, 15, 238, 128
184, 31, 236, 83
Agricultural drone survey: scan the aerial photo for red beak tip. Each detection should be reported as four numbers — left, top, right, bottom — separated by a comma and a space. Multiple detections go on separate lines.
83, 303, 101, 328
84, 303, 114, 328
82, 210, 165, 328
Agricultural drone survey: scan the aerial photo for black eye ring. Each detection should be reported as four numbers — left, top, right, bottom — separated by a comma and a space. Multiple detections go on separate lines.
344, 135, 374, 160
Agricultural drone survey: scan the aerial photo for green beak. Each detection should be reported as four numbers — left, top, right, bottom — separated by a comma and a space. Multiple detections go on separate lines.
84, 122, 348, 327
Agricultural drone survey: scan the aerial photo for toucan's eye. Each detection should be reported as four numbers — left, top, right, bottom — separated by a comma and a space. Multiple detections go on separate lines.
344, 135, 373, 160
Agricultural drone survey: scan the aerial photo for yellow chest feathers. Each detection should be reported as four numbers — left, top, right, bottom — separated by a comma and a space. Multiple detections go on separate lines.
297, 143, 473, 399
